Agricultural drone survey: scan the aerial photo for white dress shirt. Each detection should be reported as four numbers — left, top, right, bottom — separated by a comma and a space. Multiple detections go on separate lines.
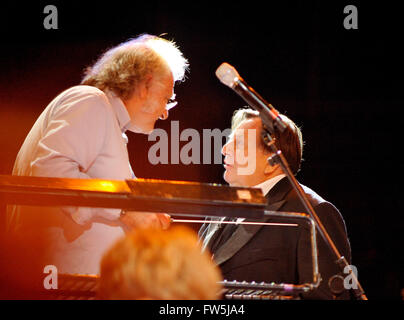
9, 85, 136, 274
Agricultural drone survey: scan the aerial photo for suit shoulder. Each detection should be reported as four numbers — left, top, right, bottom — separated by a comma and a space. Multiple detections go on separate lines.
300, 184, 343, 219
300, 184, 327, 206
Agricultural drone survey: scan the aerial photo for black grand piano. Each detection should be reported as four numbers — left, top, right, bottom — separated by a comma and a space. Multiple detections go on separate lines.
0, 174, 319, 300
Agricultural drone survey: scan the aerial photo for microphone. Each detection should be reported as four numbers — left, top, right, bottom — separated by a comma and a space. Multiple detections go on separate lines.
215, 62, 286, 133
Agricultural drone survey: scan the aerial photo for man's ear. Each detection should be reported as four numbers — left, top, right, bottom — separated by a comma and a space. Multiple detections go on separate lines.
264, 158, 280, 175
264, 163, 272, 174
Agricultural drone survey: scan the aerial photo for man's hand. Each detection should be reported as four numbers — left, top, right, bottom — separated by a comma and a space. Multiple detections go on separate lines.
119, 211, 171, 231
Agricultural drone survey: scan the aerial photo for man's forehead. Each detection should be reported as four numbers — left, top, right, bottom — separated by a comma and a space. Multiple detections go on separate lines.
230, 118, 261, 138
156, 73, 175, 97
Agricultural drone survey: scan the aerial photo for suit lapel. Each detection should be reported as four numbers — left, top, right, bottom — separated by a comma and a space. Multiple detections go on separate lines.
213, 199, 286, 265
201, 217, 226, 252
213, 177, 293, 265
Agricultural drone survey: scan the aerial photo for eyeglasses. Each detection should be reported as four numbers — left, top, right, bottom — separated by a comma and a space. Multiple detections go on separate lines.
166, 98, 178, 110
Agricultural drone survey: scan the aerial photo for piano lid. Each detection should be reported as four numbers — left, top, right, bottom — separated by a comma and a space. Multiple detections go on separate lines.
0, 175, 267, 218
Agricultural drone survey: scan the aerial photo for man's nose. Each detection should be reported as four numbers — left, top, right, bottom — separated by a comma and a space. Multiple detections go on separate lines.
159, 110, 169, 120
222, 140, 231, 156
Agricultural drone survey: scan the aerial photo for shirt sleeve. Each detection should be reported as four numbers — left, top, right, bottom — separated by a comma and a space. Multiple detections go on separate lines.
30, 90, 121, 224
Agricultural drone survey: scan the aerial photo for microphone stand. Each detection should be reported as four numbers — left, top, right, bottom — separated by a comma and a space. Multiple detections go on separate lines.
260, 119, 367, 300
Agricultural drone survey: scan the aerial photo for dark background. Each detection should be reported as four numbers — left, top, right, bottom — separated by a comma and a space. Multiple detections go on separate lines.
0, 1, 402, 299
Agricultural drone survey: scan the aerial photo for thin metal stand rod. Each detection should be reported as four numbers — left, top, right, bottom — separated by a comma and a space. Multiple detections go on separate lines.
171, 218, 298, 227
263, 131, 367, 300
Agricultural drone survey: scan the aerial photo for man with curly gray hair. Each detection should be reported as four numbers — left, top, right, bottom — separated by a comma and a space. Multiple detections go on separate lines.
7, 34, 189, 275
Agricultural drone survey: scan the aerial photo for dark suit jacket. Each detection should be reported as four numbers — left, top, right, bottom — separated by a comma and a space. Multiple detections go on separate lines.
199, 177, 352, 300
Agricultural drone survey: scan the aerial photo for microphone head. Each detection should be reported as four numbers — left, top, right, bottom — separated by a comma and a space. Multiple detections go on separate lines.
215, 62, 240, 88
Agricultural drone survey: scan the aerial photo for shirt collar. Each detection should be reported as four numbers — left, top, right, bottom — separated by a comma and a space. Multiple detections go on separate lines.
253, 174, 286, 196
106, 91, 131, 133
233, 175, 286, 224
